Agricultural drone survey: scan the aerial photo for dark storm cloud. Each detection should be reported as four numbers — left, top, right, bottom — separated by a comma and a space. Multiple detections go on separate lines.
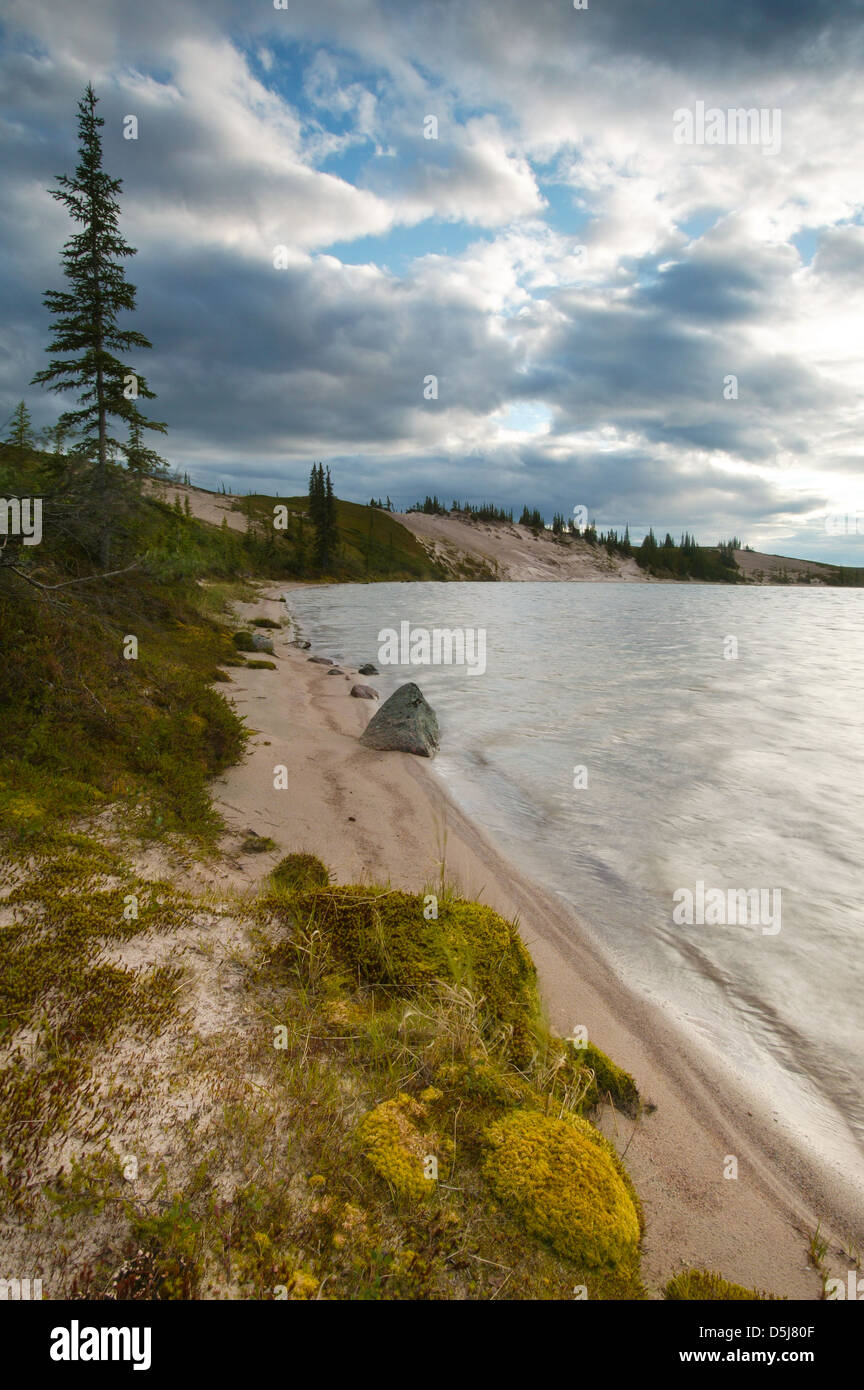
127, 247, 526, 458
641, 258, 769, 323
514, 289, 838, 465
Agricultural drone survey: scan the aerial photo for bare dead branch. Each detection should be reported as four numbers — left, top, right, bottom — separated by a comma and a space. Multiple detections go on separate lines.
5, 560, 139, 591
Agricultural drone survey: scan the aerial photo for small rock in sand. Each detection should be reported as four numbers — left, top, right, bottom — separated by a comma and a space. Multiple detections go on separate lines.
308, 656, 334, 665
351, 684, 379, 700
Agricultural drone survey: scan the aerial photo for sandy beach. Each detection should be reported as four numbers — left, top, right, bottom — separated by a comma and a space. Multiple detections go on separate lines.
202, 583, 861, 1299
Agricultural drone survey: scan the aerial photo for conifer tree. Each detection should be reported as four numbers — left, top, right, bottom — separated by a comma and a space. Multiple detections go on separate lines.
307, 461, 337, 570
5, 400, 34, 453
31, 83, 166, 562
325, 465, 336, 552
124, 415, 166, 480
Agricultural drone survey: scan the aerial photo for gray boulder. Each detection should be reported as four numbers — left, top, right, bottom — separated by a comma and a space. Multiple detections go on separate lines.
358, 663, 379, 675
359, 682, 439, 756
251, 632, 275, 653
308, 656, 334, 665
351, 684, 379, 700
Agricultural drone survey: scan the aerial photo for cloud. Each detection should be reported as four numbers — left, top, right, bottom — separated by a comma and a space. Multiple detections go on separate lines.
1, 0, 864, 560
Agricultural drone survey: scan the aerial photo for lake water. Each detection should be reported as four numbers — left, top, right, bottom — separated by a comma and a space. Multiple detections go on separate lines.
285, 581, 864, 1192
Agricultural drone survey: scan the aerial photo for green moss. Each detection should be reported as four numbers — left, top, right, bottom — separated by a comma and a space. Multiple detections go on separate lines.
481, 1109, 641, 1271
357, 1093, 436, 1202
665, 1269, 778, 1300
250, 618, 282, 629
435, 1057, 529, 1109
232, 631, 256, 651
245, 660, 276, 670
270, 853, 330, 892
278, 888, 539, 1064
574, 1040, 640, 1115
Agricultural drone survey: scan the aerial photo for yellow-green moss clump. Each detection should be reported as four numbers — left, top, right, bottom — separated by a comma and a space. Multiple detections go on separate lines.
271, 853, 330, 892
665, 1269, 776, 1300
357, 1093, 437, 1202
481, 1109, 641, 1270
285, 887, 538, 1063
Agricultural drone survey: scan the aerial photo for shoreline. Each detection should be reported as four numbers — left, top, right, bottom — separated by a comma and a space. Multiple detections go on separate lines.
213, 583, 861, 1297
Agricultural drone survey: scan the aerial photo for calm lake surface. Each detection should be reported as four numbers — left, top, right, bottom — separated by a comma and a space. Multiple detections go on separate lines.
286, 582, 864, 1187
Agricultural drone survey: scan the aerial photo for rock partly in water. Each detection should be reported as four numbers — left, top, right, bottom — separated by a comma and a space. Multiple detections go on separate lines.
291, 638, 311, 650
359, 682, 439, 756
358, 663, 379, 675
251, 632, 275, 654
308, 656, 334, 665
351, 684, 379, 700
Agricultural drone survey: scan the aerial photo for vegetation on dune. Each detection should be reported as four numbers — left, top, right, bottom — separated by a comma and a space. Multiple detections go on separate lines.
234, 489, 445, 581
0, 543, 247, 846
265, 886, 541, 1066
2, 834, 654, 1300
0, 841, 193, 1202
1, 827, 784, 1300
665, 1269, 780, 1300
233, 865, 652, 1298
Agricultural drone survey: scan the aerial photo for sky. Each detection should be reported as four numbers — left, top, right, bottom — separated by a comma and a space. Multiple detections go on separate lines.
2, 0, 864, 561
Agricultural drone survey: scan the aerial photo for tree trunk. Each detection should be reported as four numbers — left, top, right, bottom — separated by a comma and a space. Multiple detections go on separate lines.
93, 241, 111, 568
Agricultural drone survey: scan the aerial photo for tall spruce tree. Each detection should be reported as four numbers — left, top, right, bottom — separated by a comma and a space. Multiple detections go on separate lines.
307, 461, 337, 570
31, 83, 165, 562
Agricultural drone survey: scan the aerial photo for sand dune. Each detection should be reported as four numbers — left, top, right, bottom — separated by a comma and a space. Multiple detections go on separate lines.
394, 511, 649, 581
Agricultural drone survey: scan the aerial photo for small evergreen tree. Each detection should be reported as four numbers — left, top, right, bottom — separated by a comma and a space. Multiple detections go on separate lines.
6, 400, 34, 453
124, 414, 166, 481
